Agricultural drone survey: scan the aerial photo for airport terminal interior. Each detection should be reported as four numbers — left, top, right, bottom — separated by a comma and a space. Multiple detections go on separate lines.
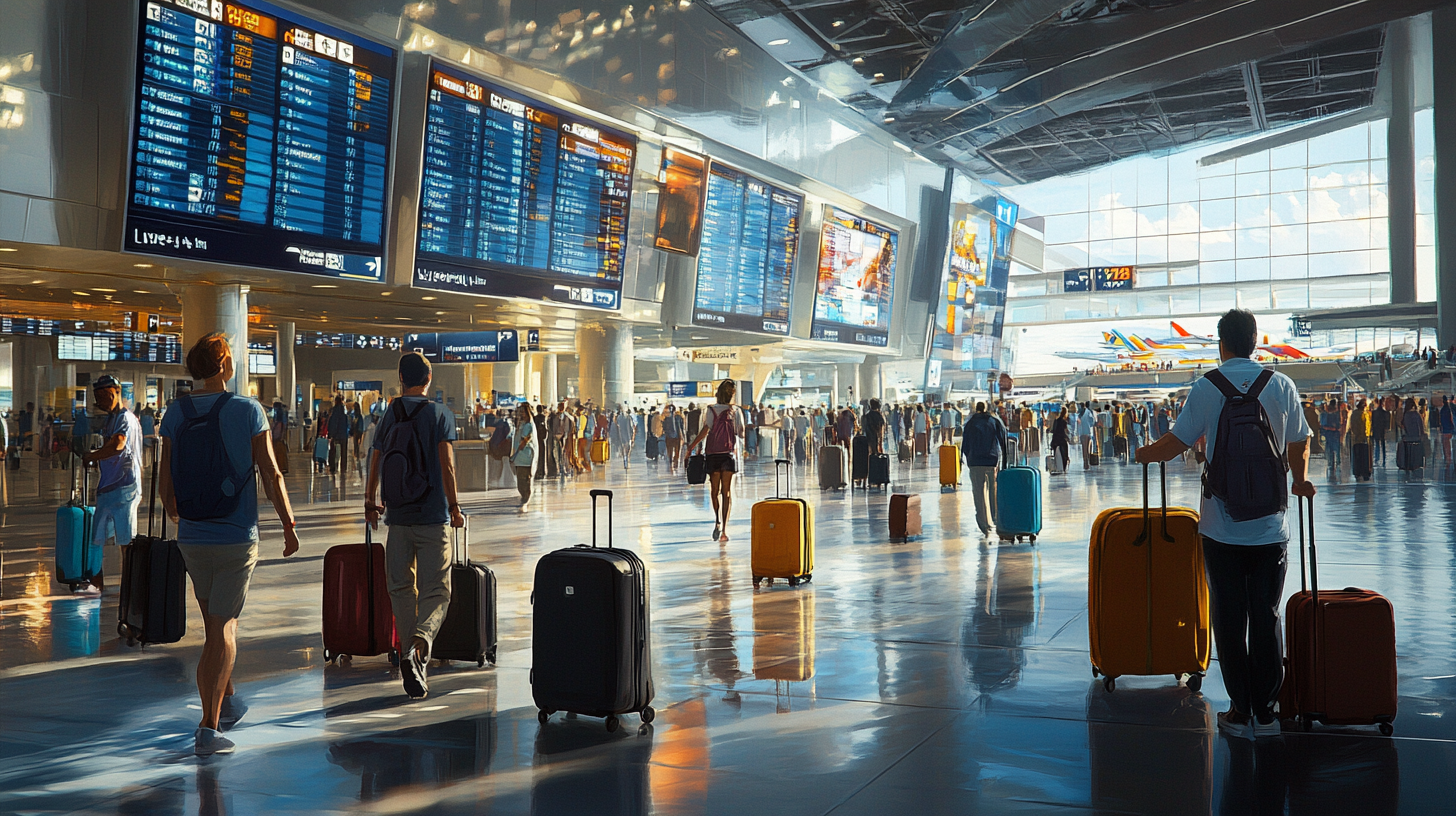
3, 0, 1456, 812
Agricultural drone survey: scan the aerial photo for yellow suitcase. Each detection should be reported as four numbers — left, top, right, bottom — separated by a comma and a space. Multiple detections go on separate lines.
751, 460, 815, 587
938, 443, 961, 488
753, 589, 815, 682
591, 439, 610, 463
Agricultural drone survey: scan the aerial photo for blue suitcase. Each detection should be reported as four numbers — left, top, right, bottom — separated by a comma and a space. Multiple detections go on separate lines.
56, 462, 100, 589
996, 440, 1042, 543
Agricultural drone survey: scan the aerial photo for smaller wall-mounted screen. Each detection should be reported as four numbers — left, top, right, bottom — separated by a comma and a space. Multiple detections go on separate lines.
58, 331, 183, 364
0, 317, 60, 336
810, 207, 899, 347
294, 332, 401, 350
248, 340, 276, 375
403, 331, 520, 363
413, 62, 637, 311
124, 0, 396, 280
654, 148, 707, 255
691, 164, 803, 335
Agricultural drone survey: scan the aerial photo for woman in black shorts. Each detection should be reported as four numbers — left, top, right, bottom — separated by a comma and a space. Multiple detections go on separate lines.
688, 379, 745, 542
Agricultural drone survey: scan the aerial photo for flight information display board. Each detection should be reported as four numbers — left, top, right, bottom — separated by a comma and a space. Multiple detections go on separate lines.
413, 62, 637, 311
58, 331, 184, 364
123, 0, 396, 280
247, 340, 276, 374
810, 207, 898, 347
1062, 265, 1135, 293
691, 164, 803, 335
403, 331, 520, 363
294, 331, 401, 350
654, 148, 707, 255
0, 317, 60, 336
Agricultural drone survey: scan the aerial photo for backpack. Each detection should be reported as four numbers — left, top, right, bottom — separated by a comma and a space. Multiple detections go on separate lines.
171, 393, 253, 521
1202, 369, 1287, 522
966, 414, 1001, 461
706, 405, 735, 454
380, 399, 433, 507
488, 421, 511, 458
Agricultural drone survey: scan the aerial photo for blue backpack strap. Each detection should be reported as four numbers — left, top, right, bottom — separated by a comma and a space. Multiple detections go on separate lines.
179, 393, 200, 421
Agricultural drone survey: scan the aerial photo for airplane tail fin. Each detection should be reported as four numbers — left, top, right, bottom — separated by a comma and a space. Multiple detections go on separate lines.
1171, 321, 1193, 337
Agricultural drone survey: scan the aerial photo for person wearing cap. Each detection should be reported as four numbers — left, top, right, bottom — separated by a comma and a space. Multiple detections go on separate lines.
79, 375, 143, 595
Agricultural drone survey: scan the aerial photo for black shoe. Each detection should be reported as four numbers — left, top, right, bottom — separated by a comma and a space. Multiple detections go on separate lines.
401, 647, 429, 699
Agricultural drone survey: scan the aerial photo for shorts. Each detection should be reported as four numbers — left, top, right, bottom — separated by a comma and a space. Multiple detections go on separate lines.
704, 452, 737, 474
93, 483, 140, 547
178, 541, 260, 620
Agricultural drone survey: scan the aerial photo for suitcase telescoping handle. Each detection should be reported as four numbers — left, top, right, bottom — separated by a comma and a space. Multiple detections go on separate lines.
1133, 462, 1174, 546
452, 514, 470, 564
590, 489, 613, 548
145, 441, 167, 541
775, 458, 791, 499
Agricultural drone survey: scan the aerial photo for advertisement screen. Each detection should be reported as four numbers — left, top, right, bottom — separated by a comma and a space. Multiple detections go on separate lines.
809, 207, 898, 347
413, 61, 637, 311
654, 148, 706, 255
123, 0, 396, 280
933, 196, 1019, 374
691, 164, 802, 335
404, 331, 520, 363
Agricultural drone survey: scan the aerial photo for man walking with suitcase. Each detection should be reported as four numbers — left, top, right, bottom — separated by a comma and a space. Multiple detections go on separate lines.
1135, 309, 1314, 741
962, 402, 1007, 538
78, 375, 143, 594
365, 352, 465, 699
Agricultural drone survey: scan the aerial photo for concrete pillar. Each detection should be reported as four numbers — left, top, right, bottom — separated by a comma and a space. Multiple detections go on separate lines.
277, 322, 297, 419
1436, 8, 1456, 346
493, 361, 523, 399
858, 357, 879, 404
181, 284, 249, 393
576, 323, 634, 409
538, 352, 558, 404
1389, 17, 1418, 305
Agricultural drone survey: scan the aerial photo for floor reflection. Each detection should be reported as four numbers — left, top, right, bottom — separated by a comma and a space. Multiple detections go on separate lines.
329, 715, 497, 800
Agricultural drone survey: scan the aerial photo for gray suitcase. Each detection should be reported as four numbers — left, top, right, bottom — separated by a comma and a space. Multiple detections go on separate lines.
818, 445, 848, 490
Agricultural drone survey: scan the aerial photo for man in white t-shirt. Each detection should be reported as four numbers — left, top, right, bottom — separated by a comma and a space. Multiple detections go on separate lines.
80, 375, 143, 594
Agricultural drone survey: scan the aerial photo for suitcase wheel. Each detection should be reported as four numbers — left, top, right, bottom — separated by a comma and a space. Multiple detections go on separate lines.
477, 656, 486, 668
605, 715, 620, 733
1379, 722, 1394, 736
486, 646, 497, 665
1299, 715, 1313, 732
801, 573, 812, 585
538, 709, 551, 724
1184, 673, 1203, 693
788, 577, 800, 588
388, 651, 399, 667
641, 706, 656, 724
1091, 666, 1100, 678
1103, 677, 1116, 693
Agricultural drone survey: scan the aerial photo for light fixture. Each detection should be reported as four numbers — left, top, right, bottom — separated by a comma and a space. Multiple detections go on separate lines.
311, 284, 338, 289
435, 310, 446, 315
133, 289, 149, 294
380, 291, 393, 296
883, 116, 896, 123
29, 279, 44, 284
832, 19, 843, 27
874, 72, 884, 79
852, 56, 863, 64
93, 287, 117, 293
421, 295, 437, 301
72, 290, 90, 297
767, 38, 790, 46
0, 247, 17, 252
133, 263, 153, 268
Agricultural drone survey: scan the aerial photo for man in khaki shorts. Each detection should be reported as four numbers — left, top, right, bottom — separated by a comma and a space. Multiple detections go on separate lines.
365, 352, 465, 699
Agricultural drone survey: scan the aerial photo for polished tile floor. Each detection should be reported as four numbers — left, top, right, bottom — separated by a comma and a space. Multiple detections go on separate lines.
1, 440, 1453, 814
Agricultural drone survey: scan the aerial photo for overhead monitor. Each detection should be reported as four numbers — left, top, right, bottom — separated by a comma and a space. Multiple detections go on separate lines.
810, 206, 899, 347
413, 61, 637, 311
123, 0, 396, 280
654, 148, 707, 255
294, 331, 401, 350
691, 163, 803, 335
58, 331, 183, 364
0, 317, 59, 336
248, 340, 276, 374
403, 331, 520, 363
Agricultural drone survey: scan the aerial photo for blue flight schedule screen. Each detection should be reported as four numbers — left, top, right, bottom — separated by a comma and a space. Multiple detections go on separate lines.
123, 0, 395, 280
413, 62, 637, 311
691, 164, 802, 335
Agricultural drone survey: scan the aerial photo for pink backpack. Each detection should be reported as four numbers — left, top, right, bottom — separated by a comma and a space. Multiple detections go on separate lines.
706, 406, 736, 454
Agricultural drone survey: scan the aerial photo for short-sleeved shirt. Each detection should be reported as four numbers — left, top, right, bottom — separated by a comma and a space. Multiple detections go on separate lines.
703, 403, 744, 453
97, 408, 143, 495
511, 417, 537, 468
160, 392, 269, 545
1171, 357, 1310, 546
371, 396, 457, 526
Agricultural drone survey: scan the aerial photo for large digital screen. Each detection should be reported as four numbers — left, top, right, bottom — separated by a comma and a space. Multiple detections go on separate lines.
0, 317, 59, 336
1063, 265, 1135, 293
654, 148, 706, 255
123, 0, 396, 280
810, 207, 898, 347
58, 331, 183, 364
933, 196, 1019, 374
413, 62, 637, 311
691, 164, 803, 335
403, 331, 520, 363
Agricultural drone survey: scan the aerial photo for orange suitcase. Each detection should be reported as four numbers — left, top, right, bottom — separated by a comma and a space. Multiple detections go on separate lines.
591, 439, 610, 464
1088, 463, 1209, 691
751, 460, 814, 587
938, 443, 960, 488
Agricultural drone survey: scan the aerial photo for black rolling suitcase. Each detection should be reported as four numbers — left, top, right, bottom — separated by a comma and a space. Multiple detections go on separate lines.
1352, 442, 1373, 481
868, 452, 890, 489
432, 518, 498, 667
119, 447, 187, 646
851, 434, 869, 484
532, 489, 655, 731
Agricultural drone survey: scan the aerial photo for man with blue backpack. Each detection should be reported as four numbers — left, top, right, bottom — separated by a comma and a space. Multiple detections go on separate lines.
364, 352, 465, 700
962, 402, 1008, 538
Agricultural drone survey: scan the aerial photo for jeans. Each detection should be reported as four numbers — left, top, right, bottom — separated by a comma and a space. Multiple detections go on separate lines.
1202, 537, 1288, 718
968, 465, 998, 534
385, 523, 452, 654
1321, 431, 1342, 470
1374, 433, 1388, 464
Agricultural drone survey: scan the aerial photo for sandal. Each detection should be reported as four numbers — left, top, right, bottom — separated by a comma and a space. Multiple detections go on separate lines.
712, 524, 722, 541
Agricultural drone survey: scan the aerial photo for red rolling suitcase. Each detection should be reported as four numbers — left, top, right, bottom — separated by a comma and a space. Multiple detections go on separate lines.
322, 525, 398, 664
1279, 496, 1398, 734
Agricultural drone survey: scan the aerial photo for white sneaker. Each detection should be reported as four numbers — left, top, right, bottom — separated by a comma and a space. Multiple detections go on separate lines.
1252, 713, 1283, 739
194, 727, 236, 756
1217, 710, 1254, 741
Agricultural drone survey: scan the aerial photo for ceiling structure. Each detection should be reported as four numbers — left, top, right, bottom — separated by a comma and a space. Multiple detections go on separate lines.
699, 0, 1445, 183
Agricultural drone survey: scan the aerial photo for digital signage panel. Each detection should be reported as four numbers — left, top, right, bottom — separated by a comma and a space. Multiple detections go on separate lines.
294, 332, 401, 350
691, 164, 802, 335
123, 0, 396, 280
933, 195, 1019, 374
403, 331, 520, 363
654, 148, 707, 255
58, 331, 184, 364
413, 62, 637, 311
810, 207, 899, 347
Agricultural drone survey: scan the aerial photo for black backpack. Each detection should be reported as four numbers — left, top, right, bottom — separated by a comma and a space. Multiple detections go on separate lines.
171, 393, 253, 520
1202, 369, 1287, 521
380, 399, 432, 507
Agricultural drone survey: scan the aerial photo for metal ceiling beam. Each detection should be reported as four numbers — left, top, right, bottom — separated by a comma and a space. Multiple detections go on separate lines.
1240, 61, 1270, 130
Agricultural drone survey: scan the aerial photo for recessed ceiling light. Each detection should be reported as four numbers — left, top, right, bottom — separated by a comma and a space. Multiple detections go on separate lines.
133, 263, 153, 268
832, 19, 843, 27
29, 279, 44, 285
883, 116, 895, 123
311, 284, 338, 289
421, 296, 437, 301
380, 291, 393, 296
852, 56, 864, 64
767, 38, 790, 46
133, 289, 149, 294
0, 247, 17, 252
72, 290, 90, 297
94, 287, 117, 293
873, 72, 884, 79
435, 310, 446, 315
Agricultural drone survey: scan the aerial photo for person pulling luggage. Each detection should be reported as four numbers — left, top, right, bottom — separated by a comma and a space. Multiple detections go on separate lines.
687, 380, 746, 543
364, 352, 465, 700
962, 402, 1008, 538
77, 375, 143, 595
1135, 309, 1314, 742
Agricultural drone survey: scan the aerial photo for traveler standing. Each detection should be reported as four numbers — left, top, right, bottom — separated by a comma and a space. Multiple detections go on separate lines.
889, 404, 902, 447
939, 401, 959, 445
648, 406, 665, 465
270, 401, 290, 475
912, 405, 928, 455
862, 399, 887, 455
662, 404, 685, 473
1440, 396, 1454, 462
1135, 309, 1313, 741
961, 402, 1008, 537
326, 396, 348, 474
1301, 396, 1323, 456
1077, 403, 1097, 469
1049, 407, 1070, 473
760, 404, 779, 460
78, 375, 143, 594
1371, 396, 1391, 466
793, 408, 811, 464
687, 380, 745, 542
1349, 399, 1372, 482
533, 403, 549, 479
612, 406, 635, 470
1319, 400, 1342, 475
160, 333, 300, 755
349, 402, 364, 465
686, 402, 702, 443
837, 405, 859, 448
364, 352, 465, 701
511, 403, 538, 510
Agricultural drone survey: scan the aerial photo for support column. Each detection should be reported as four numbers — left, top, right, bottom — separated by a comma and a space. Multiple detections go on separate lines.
181, 284, 249, 393
493, 361, 523, 400
538, 353, 558, 404
576, 323, 634, 409
858, 357, 879, 404
1389, 17, 1418, 305
277, 321, 297, 419
1436, 8, 1456, 347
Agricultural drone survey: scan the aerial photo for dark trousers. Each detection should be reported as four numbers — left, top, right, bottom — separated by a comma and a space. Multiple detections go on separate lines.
1202, 537, 1288, 718
1374, 434, 1388, 464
